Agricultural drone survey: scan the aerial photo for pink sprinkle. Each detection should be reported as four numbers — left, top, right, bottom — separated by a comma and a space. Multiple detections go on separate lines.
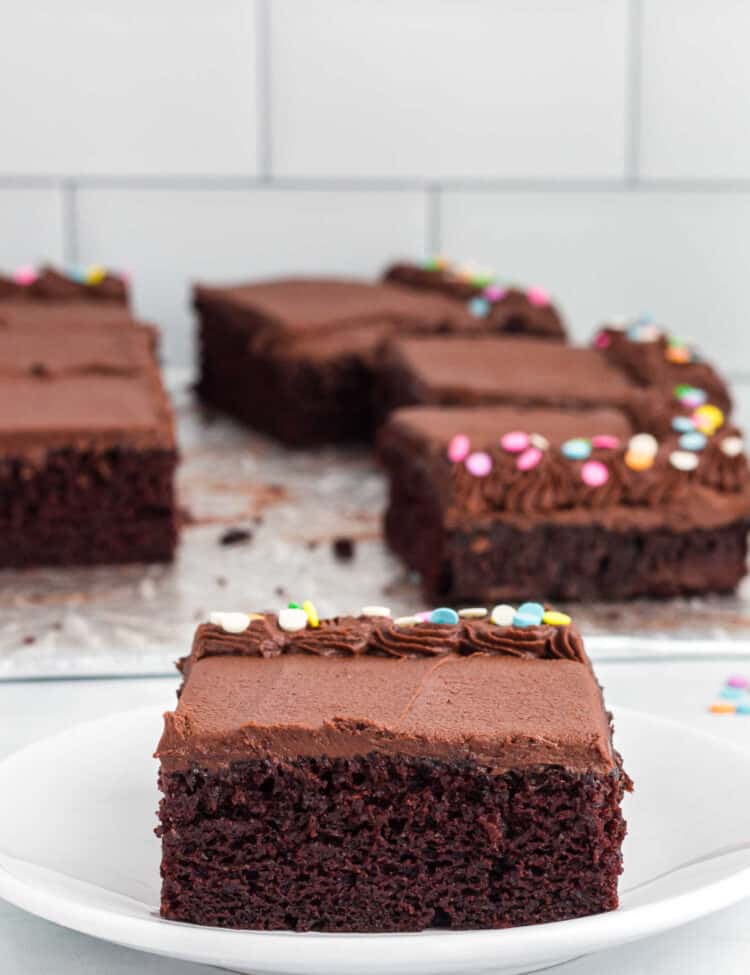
728, 675, 749, 689
12, 265, 37, 286
681, 393, 704, 409
500, 431, 530, 454
527, 285, 550, 307
581, 460, 609, 487
415, 611, 431, 622
447, 433, 470, 463
592, 435, 620, 450
465, 451, 492, 477
593, 330, 612, 349
483, 284, 506, 302
516, 447, 543, 471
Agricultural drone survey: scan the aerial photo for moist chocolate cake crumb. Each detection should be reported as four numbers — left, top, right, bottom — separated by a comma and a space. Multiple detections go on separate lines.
332, 536, 355, 561
219, 527, 253, 546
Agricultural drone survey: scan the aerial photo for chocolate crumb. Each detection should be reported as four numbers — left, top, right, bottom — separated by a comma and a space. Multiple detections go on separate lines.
22, 635, 36, 645
219, 527, 253, 546
216, 576, 227, 587
333, 537, 355, 561
274, 585, 287, 597
306, 540, 319, 551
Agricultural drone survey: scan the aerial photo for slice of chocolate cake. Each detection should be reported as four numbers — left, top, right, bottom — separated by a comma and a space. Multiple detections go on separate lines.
0, 304, 178, 568
194, 274, 566, 446
383, 258, 566, 339
378, 404, 750, 601
156, 606, 630, 932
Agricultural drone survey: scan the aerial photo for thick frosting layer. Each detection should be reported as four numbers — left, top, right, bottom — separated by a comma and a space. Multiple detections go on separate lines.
380, 404, 750, 532
0, 266, 128, 305
158, 645, 615, 775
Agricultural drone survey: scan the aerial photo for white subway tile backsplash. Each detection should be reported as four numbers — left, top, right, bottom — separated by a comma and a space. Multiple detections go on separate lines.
270, 0, 629, 181
0, 189, 65, 270
441, 189, 750, 375
76, 187, 427, 365
640, 0, 750, 180
0, 1, 258, 177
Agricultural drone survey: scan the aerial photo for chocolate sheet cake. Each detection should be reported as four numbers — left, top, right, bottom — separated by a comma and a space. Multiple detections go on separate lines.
194, 270, 566, 446
156, 606, 630, 932
379, 404, 750, 601
0, 300, 178, 568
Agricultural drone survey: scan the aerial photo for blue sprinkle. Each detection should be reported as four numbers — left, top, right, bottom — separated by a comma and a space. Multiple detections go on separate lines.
679, 431, 707, 452
512, 612, 540, 628
736, 701, 750, 715
626, 325, 642, 341
468, 296, 490, 318
561, 438, 592, 461
429, 607, 459, 625
515, 602, 545, 626
67, 266, 87, 284
672, 416, 695, 433
720, 686, 745, 700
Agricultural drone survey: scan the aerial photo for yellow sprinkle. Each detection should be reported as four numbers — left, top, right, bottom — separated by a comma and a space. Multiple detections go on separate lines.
302, 600, 319, 628
543, 611, 571, 626
247, 613, 265, 622
709, 702, 736, 715
625, 449, 654, 472
85, 264, 107, 285
693, 404, 724, 434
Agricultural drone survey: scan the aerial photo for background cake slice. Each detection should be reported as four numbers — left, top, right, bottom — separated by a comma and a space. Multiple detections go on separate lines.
156, 607, 630, 932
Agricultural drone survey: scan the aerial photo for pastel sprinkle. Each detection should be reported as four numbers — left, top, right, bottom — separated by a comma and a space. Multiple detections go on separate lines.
542, 610, 571, 626
692, 404, 724, 434
530, 433, 550, 450
625, 449, 654, 472
516, 446, 543, 471
680, 389, 708, 409
719, 686, 745, 700
12, 265, 37, 286
526, 285, 550, 307
721, 436, 744, 457
465, 451, 493, 477
727, 674, 748, 689
458, 607, 488, 619
678, 431, 707, 452
448, 433, 471, 463
85, 264, 107, 285
561, 438, 591, 461
666, 345, 691, 364
209, 611, 250, 633
736, 702, 750, 716
469, 296, 491, 318
490, 604, 516, 626
429, 607, 459, 625
500, 431, 530, 454
278, 607, 308, 632
671, 416, 695, 433
516, 602, 545, 622
581, 460, 609, 487
591, 435, 620, 450
669, 450, 699, 472
288, 601, 302, 609
415, 611, 432, 622
709, 702, 736, 715
302, 600, 319, 628
394, 615, 419, 627
483, 284, 506, 302
628, 433, 659, 456
593, 330, 611, 349
361, 605, 391, 618
247, 613, 265, 622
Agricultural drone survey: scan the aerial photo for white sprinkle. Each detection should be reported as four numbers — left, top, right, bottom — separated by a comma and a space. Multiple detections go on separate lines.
277, 608, 309, 632
490, 604, 516, 626
361, 605, 391, 618
529, 433, 550, 451
209, 611, 250, 634
628, 433, 659, 457
458, 607, 488, 619
394, 615, 420, 627
721, 436, 744, 458
669, 450, 699, 472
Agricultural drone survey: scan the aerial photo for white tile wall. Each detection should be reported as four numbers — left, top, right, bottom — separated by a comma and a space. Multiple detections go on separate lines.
270, 0, 629, 180
76, 188, 427, 364
2, 1, 750, 375
0, 1, 258, 176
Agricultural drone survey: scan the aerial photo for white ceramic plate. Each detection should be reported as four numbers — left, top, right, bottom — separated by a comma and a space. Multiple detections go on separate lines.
0, 706, 749, 975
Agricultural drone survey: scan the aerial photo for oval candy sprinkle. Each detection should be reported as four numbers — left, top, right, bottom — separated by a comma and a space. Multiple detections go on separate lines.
727, 674, 749, 689
415, 611, 432, 622
302, 600, 319, 628
483, 284, 506, 302
666, 345, 690, 364
429, 607, 459, 625
465, 451, 492, 477
394, 615, 419, 627
209, 611, 250, 633
721, 436, 744, 457
669, 450, 699, 472
12, 265, 37, 286
512, 613, 541, 628
709, 702, 736, 715
490, 604, 515, 626
693, 404, 724, 434
625, 449, 654, 472
515, 602, 545, 626
671, 416, 695, 433
468, 296, 490, 318
500, 431, 529, 453
447, 433, 470, 463
678, 431, 707, 452
561, 438, 591, 461
361, 605, 391, 618
736, 702, 750, 716
85, 264, 107, 285
458, 607, 488, 619
278, 607, 308, 632
581, 460, 609, 487
591, 435, 620, 449
526, 285, 550, 307
529, 433, 549, 451
542, 610, 571, 626
593, 330, 611, 349
516, 446, 543, 471
628, 433, 658, 456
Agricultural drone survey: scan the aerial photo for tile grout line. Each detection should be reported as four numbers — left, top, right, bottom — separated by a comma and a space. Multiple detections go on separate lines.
625, 0, 643, 186
61, 181, 78, 266
255, 0, 273, 182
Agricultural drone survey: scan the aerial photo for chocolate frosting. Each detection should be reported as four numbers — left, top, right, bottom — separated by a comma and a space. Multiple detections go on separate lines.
0, 266, 128, 305
158, 617, 615, 776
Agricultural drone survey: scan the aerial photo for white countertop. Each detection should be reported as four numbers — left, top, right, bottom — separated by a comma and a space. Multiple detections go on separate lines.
1, 660, 750, 973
